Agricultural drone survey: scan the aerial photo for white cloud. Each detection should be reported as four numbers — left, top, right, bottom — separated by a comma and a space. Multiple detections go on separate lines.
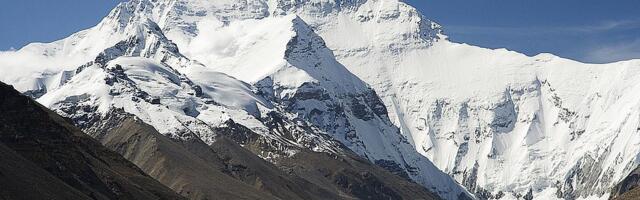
445, 19, 640, 36
442, 19, 640, 63
583, 39, 640, 63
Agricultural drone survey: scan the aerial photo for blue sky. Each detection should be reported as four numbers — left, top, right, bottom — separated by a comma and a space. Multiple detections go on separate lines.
1, 0, 639, 63
405, 0, 640, 63
0, 0, 124, 49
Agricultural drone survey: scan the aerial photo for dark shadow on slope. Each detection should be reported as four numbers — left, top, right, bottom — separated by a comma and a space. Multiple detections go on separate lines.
215, 120, 441, 200
0, 81, 185, 200
611, 166, 640, 200
88, 108, 339, 200
87, 109, 280, 200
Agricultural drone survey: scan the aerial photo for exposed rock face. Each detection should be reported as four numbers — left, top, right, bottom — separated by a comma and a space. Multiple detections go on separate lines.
611, 166, 640, 200
211, 137, 342, 200
217, 119, 442, 200
85, 109, 279, 200
0, 82, 185, 200
0, 142, 92, 200
84, 108, 441, 200
614, 187, 640, 200
277, 150, 441, 200
87, 108, 348, 200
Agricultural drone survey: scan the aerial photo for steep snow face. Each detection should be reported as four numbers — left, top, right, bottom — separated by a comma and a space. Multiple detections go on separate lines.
38, 57, 227, 142
32, 19, 343, 161
1, 0, 470, 198
39, 52, 340, 158
184, 15, 297, 84
145, 0, 640, 198
363, 42, 640, 200
181, 15, 370, 97
162, 12, 468, 199
278, 1, 640, 199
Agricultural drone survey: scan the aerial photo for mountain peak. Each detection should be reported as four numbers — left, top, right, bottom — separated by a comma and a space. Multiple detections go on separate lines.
16, 1, 640, 199
1, 1, 465, 198
99, 0, 155, 30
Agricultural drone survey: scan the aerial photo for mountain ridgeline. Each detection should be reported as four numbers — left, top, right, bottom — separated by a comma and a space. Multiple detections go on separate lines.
2, 0, 640, 200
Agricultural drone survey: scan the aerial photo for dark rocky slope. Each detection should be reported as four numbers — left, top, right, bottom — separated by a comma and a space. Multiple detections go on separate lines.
277, 149, 442, 200
87, 109, 337, 200
614, 189, 640, 200
81, 101, 440, 200
215, 120, 442, 200
0, 82, 185, 200
611, 166, 640, 200
0, 142, 92, 200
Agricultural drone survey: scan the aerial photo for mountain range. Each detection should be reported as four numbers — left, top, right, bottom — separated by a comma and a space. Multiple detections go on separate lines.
1, 0, 640, 199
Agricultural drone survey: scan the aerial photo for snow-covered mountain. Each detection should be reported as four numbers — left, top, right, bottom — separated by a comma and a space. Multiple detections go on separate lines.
2, 0, 640, 199
0, 0, 467, 199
